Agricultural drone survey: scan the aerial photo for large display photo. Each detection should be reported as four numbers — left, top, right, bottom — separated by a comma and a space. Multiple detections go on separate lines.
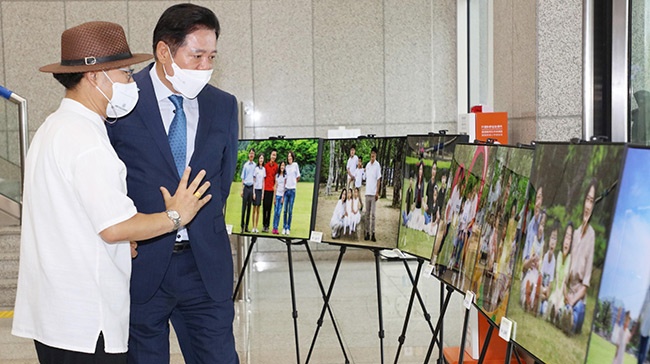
313, 137, 406, 249
432, 144, 495, 292
507, 142, 624, 364
396, 134, 469, 259
225, 138, 321, 240
586, 146, 650, 364
468, 146, 534, 325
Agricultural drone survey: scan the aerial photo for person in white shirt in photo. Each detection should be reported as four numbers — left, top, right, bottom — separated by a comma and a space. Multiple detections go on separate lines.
346, 145, 359, 189
283, 151, 301, 235
363, 147, 382, 242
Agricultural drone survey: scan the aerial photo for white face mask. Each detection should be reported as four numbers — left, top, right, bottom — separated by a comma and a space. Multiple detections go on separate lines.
95, 71, 139, 120
163, 45, 213, 99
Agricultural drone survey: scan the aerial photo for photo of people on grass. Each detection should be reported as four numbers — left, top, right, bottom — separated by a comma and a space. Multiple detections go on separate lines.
586, 146, 650, 364
313, 137, 405, 249
432, 144, 494, 292
465, 146, 533, 325
396, 134, 468, 260
225, 138, 321, 240
507, 142, 625, 364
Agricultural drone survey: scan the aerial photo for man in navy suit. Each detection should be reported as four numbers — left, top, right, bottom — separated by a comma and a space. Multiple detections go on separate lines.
108, 4, 239, 363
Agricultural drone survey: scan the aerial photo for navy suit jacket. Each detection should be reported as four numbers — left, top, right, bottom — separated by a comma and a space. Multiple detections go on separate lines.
108, 64, 238, 303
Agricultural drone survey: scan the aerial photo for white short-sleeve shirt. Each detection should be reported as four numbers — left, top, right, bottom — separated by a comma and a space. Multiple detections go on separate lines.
253, 166, 266, 189
285, 162, 300, 189
364, 160, 382, 196
346, 155, 358, 177
12, 99, 137, 354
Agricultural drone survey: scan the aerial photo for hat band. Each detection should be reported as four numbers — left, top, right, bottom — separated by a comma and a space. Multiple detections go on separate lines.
60, 51, 133, 67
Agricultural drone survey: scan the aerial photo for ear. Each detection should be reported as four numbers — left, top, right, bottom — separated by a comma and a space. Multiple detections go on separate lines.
156, 41, 171, 63
84, 71, 99, 87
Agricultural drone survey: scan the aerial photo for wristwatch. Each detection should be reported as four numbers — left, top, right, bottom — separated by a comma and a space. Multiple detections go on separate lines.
166, 210, 181, 231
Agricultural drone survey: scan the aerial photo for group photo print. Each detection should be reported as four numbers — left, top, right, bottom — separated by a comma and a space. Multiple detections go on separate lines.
224, 138, 321, 240
313, 137, 405, 249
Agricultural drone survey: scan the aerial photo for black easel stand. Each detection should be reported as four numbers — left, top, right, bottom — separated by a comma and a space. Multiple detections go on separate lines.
284, 238, 301, 364
233, 236, 257, 301
438, 281, 444, 364
423, 284, 455, 364
393, 258, 436, 364
457, 304, 472, 364
477, 324, 494, 364
305, 244, 350, 364
373, 249, 386, 364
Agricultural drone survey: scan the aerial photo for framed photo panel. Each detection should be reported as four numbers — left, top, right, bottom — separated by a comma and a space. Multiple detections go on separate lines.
506, 142, 625, 364
224, 138, 322, 240
396, 133, 469, 259
585, 146, 650, 364
313, 137, 406, 249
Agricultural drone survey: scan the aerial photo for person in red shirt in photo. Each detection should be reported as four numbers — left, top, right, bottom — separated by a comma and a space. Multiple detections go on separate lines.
262, 149, 279, 233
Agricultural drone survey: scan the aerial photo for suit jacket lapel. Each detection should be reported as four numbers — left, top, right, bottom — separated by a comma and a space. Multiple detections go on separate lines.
190, 89, 216, 166
135, 66, 179, 178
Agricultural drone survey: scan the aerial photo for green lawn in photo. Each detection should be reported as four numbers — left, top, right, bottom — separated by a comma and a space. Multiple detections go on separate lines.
586, 332, 636, 364
397, 178, 437, 259
507, 278, 596, 364
224, 181, 314, 239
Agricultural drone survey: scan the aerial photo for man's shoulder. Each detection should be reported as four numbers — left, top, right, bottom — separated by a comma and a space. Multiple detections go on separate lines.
202, 84, 236, 102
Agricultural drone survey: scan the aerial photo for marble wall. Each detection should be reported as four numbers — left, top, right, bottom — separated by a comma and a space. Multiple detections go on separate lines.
0, 0, 586, 162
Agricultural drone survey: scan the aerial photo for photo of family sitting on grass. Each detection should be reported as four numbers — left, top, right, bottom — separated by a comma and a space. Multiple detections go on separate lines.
507, 142, 625, 364
586, 146, 650, 364
224, 138, 321, 240
396, 134, 467, 260
314, 137, 405, 249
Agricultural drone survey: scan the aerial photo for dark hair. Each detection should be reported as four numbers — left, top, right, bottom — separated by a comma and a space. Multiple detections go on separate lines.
249, 148, 255, 153
153, 3, 220, 58
287, 151, 296, 163
564, 221, 575, 250
271, 148, 277, 154
339, 188, 347, 200
53, 72, 84, 90
276, 161, 286, 177
371, 147, 378, 154
257, 153, 264, 167
350, 144, 356, 150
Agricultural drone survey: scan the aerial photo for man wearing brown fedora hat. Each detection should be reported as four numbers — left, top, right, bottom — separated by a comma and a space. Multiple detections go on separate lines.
12, 21, 213, 364
107, 4, 239, 364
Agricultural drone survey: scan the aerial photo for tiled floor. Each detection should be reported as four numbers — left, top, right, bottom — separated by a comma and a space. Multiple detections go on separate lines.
0, 246, 468, 363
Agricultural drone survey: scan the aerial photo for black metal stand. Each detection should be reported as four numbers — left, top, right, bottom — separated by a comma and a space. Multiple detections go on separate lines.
477, 324, 494, 364
438, 281, 445, 364
233, 236, 257, 300
305, 244, 350, 364
423, 285, 455, 364
457, 304, 472, 364
504, 340, 513, 364
373, 249, 386, 364
393, 258, 436, 364
284, 238, 301, 364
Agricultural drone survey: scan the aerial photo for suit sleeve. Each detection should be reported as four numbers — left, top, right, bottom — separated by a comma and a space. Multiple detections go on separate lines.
221, 96, 239, 206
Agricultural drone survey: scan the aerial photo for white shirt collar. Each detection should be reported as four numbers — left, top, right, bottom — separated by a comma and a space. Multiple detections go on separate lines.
150, 63, 181, 102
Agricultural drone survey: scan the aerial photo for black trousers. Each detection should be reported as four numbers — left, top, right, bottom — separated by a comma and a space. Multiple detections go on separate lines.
241, 185, 253, 230
262, 190, 274, 228
35, 332, 126, 364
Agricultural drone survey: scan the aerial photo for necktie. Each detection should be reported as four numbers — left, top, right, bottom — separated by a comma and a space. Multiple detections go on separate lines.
168, 95, 187, 177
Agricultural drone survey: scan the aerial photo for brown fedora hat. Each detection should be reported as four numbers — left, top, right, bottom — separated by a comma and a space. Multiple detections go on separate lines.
40, 21, 152, 73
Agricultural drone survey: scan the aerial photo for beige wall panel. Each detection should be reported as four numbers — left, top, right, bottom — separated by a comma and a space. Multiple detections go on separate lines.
3, 1, 65, 135
493, 0, 513, 116
64, 1, 128, 31
313, 0, 384, 129
511, 0, 536, 119
384, 0, 432, 127
537, 0, 582, 118
537, 116, 582, 141
250, 0, 314, 133
431, 0, 457, 125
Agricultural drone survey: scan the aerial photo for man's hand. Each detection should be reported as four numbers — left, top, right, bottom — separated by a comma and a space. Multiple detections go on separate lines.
161, 167, 212, 228
130, 241, 138, 258
375, 193, 379, 201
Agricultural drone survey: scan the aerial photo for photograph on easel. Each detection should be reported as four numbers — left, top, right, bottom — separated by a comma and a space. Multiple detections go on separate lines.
585, 146, 650, 364
507, 142, 625, 364
396, 134, 469, 259
224, 138, 321, 240
313, 137, 406, 249
467, 145, 534, 326
432, 143, 495, 292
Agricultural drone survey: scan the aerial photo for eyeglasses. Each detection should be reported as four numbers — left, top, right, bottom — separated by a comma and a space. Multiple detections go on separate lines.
118, 68, 134, 82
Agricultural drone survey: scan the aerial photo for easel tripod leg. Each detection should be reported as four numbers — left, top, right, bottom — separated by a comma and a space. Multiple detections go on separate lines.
393, 259, 425, 364
285, 239, 300, 364
233, 236, 257, 301
374, 249, 385, 364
